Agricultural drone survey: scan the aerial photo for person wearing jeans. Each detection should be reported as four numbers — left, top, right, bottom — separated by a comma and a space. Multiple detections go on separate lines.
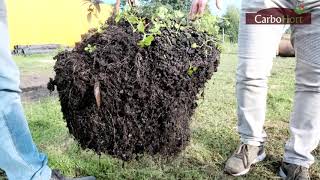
190, 0, 319, 179
0, 1, 96, 180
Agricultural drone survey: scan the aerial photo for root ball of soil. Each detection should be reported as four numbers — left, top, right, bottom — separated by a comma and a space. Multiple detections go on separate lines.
51, 20, 220, 160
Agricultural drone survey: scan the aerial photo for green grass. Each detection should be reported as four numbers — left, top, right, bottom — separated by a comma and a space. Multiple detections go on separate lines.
20, 52, 320, 179
13, 54, 55, 75
221, 42, 238, 55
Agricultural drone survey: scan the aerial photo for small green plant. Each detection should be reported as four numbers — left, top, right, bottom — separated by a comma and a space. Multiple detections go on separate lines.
112, 4, 220, 76
97, 21, 109, 33
191, 43, 199, 49
114, 5, 220, 48
84, 44, 97, 53
115, 5, 200, 47
187, 65, 198, 76
115, 7, 166, 47
193, 11, 220, 36
138, 35, 155, 47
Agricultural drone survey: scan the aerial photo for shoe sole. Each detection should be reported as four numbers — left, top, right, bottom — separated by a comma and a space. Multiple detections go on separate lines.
228, 151, 267, 177
278, 167, 287, 179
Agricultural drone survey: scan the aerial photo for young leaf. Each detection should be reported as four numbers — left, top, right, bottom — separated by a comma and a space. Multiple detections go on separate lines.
173, 10, 184, 19
191, 43, 198, 49
187, 66, 198, 76
115, 13, 122, 23
187, 68, 194, 76
137, 21, 145, 33
156, 6, 169, 19
149, 28, 159, 34
143, 35, 154, 46
137, 40, 145, 47
174, 23, 180, 29
149, 23, 161, 34
127, 16, 139, 24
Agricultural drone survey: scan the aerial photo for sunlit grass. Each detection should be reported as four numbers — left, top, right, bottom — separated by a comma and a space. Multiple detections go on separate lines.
13, 54, 55, 75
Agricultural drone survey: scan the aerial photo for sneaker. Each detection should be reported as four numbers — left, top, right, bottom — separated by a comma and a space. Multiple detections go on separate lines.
224, 143, 266, 176
279, 162, 310, 180
50, 169, 96, 180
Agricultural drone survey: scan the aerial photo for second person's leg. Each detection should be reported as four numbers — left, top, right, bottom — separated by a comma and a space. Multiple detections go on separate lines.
280, 1, 320, 178
225, 0, 291, 176
0, 1, 52, 179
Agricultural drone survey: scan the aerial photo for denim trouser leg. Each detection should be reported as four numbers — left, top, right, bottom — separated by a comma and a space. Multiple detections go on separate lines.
238, 0, 320, 168
0, 0, 20, 92
0, 93, 51, 180
0, 0, 51, 179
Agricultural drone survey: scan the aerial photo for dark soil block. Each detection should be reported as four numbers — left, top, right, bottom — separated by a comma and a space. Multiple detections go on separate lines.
50, 20, 220, 160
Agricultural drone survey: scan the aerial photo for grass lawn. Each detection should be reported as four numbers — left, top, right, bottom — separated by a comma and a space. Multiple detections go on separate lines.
16, 51, 320, 179
13, 54, 55, 89
14, 54, 55, 75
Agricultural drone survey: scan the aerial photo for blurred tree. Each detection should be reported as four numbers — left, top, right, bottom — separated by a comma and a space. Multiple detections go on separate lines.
220, 5, 240, 43
139, 0, 191, 11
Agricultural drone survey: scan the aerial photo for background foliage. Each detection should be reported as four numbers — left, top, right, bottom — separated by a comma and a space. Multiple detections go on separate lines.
219, 5, 240, 43
139, 0, 191, 12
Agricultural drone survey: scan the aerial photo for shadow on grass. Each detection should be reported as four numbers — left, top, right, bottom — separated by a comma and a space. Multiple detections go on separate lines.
263, 154, 282, 174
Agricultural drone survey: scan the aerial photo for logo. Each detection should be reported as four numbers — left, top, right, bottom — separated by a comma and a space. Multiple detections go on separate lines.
246, 1, 311, 25
294, 0, 305, 14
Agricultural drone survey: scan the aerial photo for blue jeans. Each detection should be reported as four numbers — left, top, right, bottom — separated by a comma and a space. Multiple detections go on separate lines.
0, 1, 51, 179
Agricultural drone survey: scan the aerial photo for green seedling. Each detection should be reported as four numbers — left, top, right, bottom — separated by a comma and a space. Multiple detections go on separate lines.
84, 44, 97, 53
138, 35, 154, 47
187, 65, 198, 76
191, 43, 199, 49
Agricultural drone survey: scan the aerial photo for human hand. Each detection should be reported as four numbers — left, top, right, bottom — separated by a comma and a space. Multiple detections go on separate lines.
112, 0, 136, 14
189, 0, 221, 18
